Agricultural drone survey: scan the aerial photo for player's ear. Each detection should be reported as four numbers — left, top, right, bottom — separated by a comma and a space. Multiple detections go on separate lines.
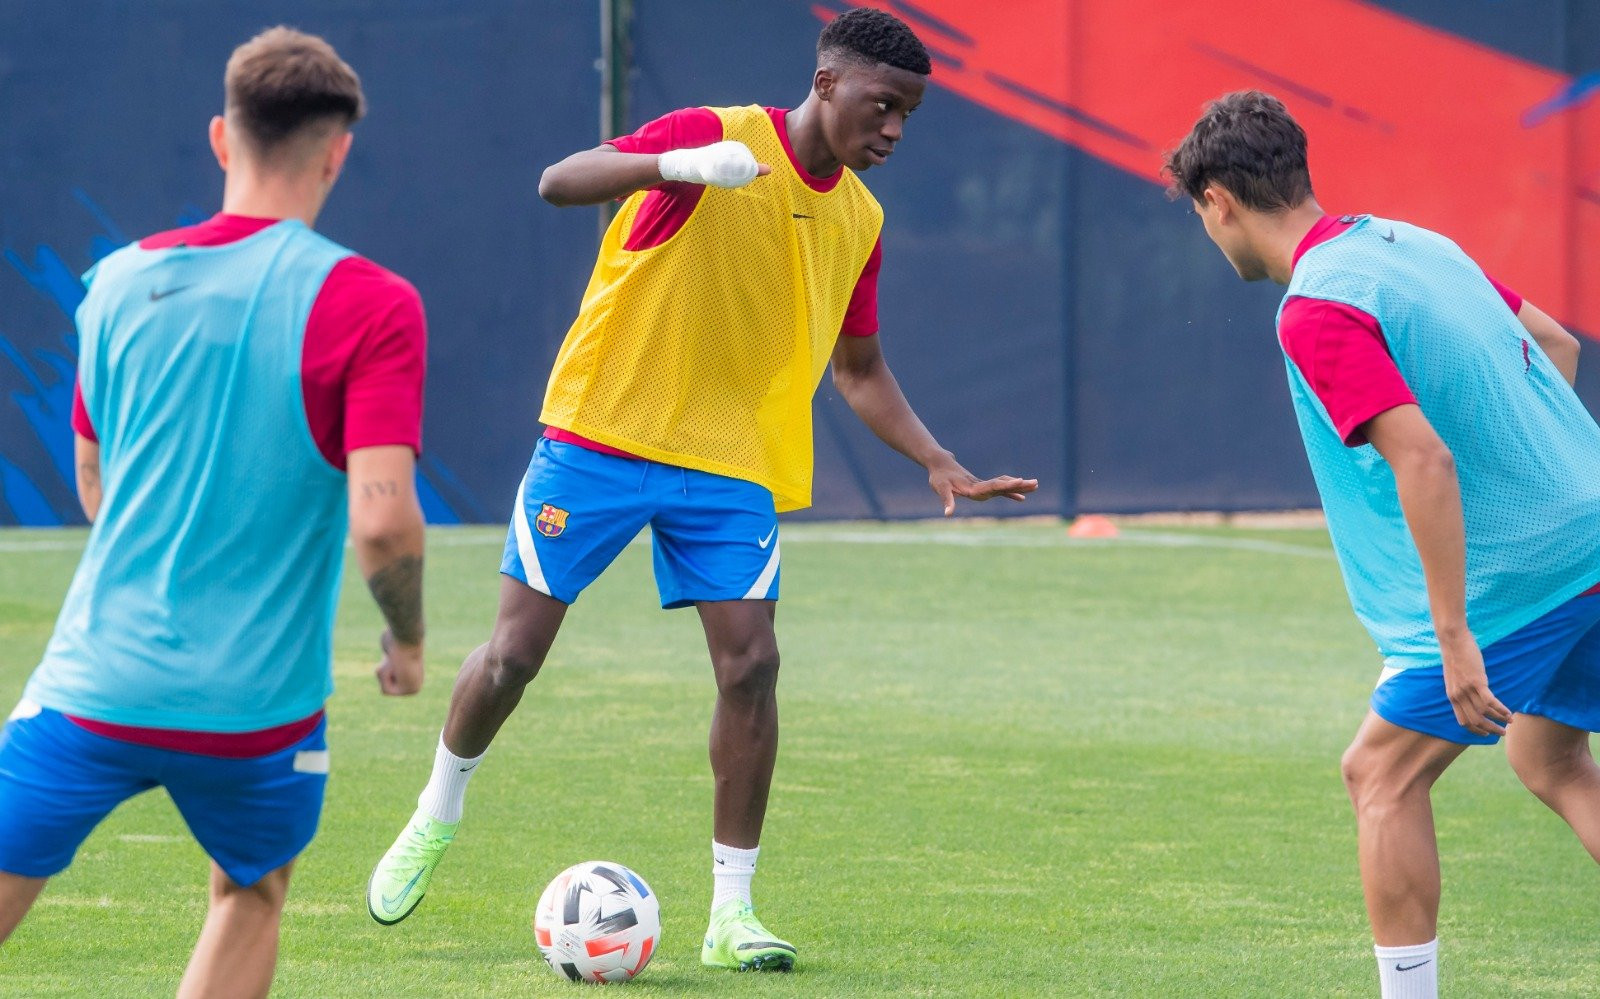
209, 115, 230, 171
324, 130, 354, 184
1202, 185, 1232, 223
814, 66, 836, 101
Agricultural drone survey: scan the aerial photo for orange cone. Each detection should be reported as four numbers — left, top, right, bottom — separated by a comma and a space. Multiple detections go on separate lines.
1066, 514, 1120, 539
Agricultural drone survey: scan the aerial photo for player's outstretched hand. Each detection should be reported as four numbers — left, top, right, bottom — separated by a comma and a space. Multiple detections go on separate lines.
928, 459, 1039, 517
375, 629, 424, 696
1440, 633, 1510, 736
658, 141, 771, 188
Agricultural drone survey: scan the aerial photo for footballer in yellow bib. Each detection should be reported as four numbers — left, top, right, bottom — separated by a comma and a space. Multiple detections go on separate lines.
369, 9, 1036, 969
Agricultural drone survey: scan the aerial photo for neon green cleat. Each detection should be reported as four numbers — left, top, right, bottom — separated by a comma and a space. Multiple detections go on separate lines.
366, 808, 458, 925
701, 900, 797, 972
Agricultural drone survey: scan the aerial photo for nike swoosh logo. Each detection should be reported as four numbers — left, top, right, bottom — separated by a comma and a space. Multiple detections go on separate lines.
1381, 229, 1396, 243
791, 213, 813, 220
380, 867, 426, 912
458, 763, 477, 773
148, 285, 191, 301
1396, 960, 1431, 972
757, 527, 777, 549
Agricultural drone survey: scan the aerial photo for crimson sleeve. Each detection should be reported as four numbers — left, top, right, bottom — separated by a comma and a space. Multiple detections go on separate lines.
343, 284, 427, 458
606, 107, 723, 154
1278, 296, 1416, 447
1483, 273, 1523, 314
71, 377, 96, 441
840, 237, 882, 338
301, 257, 427, 469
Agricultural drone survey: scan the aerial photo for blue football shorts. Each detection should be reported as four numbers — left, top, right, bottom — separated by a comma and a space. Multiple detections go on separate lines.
1371, 588, 1600, 745
500, 439, 781, 608
0, 701, 328, 887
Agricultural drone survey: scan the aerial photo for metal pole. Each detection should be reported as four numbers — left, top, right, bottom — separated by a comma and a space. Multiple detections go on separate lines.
599, 0, 632, 238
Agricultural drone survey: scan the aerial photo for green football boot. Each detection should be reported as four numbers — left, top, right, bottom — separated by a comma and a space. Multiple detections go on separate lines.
701, 899, 797, 972
366, 808, 458, 925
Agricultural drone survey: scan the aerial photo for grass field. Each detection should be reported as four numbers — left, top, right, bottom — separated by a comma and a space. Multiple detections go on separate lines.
1, 522, 1596, 996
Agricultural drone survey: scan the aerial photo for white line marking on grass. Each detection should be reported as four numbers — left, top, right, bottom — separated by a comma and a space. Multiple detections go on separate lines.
774, 528, 1334, 559
117, 834, 186, 844
0, 538, 85, 552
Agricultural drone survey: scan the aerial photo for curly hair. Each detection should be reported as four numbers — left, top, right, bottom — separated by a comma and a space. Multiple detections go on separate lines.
818, 7, 932, 76
1163, 91, 1312, 212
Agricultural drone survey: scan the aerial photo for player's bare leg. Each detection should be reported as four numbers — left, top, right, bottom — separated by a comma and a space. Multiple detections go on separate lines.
178, 861, 293, 999
696, 599, 794, 971
1505, 713, 1600, 861
442, 576, 569, 757
1340, 711, 1467, 945
699, 599, 780, 847
370, 577, 566, 925
0, 872, 47, 943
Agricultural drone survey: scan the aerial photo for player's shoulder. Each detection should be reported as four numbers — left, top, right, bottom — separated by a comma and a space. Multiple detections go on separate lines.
324, 255, 424, 311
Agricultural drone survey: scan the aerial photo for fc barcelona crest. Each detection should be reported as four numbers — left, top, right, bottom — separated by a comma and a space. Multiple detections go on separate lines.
536, 503, 569, 538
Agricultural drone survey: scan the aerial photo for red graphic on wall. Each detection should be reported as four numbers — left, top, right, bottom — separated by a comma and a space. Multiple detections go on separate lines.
820, 1, 1600, 341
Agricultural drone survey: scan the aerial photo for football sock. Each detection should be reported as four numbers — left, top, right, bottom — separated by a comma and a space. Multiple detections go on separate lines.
1374, 939, 1437, 999
711, 841, 759, 911
416, 733, 483, 824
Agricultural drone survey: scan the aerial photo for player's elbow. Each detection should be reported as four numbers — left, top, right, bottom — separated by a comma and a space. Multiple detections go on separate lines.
1396, 439, 1456, 482
538, 164, 580, 207
349, 506, 423, 557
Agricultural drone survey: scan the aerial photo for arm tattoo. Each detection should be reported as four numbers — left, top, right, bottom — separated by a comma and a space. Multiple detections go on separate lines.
360, 480, 400, 500
367, 554, 424, 645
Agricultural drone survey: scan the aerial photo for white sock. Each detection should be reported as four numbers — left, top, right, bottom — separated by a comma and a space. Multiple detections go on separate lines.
711, 841, 759, 911
1375, 939, 1437, 999
416, 733, 483, 824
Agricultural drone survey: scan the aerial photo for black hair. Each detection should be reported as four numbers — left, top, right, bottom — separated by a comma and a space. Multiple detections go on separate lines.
817, 7, 932, 76
1163, 91, 1313, 212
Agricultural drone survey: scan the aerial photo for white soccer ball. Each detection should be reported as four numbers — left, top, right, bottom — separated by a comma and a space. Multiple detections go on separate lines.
532, 861, 661, 983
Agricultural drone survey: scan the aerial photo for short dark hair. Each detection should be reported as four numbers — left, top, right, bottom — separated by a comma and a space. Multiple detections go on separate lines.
225, 26, 365, 153
1164, 91, 1313, 212
818, 7, 932, 76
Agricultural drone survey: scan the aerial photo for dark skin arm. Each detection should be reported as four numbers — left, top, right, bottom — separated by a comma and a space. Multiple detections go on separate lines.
829, 333, 1037, 515
1362, 403, 1510, 736
537, 144, 771, 207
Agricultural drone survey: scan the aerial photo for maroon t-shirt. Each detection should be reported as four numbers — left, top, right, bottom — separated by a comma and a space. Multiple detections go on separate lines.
70, 213, 427, 755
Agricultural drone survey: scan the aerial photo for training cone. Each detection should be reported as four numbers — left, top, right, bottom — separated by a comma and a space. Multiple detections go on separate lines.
1066, 514, 1119, 539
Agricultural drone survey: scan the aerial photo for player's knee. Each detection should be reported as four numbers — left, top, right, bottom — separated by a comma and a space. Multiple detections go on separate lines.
485, 634, 547, 688
1341, 739, 1440, 817
1340, 742, 1400, 813
1508, 741, 1586, 803
713, 643, 780, 702
212, 866, 290, 913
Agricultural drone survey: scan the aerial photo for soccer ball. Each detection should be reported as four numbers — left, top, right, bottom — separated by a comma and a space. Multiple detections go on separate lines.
532, 861, 661, 983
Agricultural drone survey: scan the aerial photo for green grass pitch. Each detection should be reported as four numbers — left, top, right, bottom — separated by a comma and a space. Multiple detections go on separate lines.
1, 522, 1594, 996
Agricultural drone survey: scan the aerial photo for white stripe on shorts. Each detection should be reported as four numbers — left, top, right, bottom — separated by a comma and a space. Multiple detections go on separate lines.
293, 750, 330, 774
511, 477, 552, 596
743, 539, 780, 600
1374, 665, 1405, 690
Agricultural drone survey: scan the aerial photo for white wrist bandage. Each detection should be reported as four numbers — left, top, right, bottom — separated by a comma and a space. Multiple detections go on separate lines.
658, 140, 761, 188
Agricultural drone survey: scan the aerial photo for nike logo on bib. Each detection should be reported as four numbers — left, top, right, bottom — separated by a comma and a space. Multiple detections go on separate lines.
757, 527, 777, 549
148, 285, 191, 301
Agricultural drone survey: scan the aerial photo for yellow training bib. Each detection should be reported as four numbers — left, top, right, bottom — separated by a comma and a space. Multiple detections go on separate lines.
540, 105, 883, 512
